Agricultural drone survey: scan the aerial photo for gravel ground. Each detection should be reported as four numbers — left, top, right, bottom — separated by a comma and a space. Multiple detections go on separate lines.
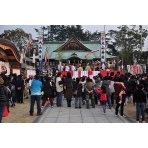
2, 98, 37, 123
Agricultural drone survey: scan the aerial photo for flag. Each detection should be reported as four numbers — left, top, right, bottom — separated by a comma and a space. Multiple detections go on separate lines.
32, 49, 36, 63
26, 40, 31, 51
44, 49, 49, 70
20, 49, 25, 64
118, 60, 122, 64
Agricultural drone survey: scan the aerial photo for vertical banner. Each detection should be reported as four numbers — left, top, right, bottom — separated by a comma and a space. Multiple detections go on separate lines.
38, 29, 43, 73
39, 61, 42, 73
32, 49, 36, 64
100, 32, 106, 70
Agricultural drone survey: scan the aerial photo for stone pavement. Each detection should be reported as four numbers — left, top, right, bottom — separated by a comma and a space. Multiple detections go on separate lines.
34, 98, 131, 123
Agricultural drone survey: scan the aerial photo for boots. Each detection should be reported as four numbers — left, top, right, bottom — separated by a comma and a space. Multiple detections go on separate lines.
67, 98, 71, 107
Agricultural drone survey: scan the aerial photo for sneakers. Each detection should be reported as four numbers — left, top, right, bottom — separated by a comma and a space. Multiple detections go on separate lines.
120, 115, 126, 118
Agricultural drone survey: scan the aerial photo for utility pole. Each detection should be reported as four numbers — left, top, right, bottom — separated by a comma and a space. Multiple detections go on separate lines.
139, 25, 142, 51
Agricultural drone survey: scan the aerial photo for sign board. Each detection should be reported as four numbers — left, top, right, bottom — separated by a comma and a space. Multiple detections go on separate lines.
27, 69, 36, 78
12, 69, 20, 75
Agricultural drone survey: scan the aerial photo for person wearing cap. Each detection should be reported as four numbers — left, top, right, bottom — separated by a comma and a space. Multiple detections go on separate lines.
0, 76, 7, 123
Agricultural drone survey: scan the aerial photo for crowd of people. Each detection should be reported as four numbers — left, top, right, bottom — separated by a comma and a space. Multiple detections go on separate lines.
57, 60, 116, 72
0, 69, 148, 123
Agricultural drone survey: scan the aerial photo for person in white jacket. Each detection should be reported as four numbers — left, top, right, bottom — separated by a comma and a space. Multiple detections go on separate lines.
56, 72, 63, 107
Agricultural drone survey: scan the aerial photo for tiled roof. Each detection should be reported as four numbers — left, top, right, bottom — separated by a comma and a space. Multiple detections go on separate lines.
0, 38, 20, 62
40, 36, 116, 60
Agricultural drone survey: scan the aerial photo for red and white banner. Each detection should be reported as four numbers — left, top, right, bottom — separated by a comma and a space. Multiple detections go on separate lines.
60, 70, 124, 79
127, 64, 143, 74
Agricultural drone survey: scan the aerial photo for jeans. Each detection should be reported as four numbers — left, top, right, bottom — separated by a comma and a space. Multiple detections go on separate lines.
136, 102, 145, 122
56, 92, 63, 106
16, 90, 23, 103
75, 97, 82, 108
107, 96, 112, 109
0, 105, 5, 123
115, 95, 125, 116
30, 95, 41, 115
100, 101, 107, 113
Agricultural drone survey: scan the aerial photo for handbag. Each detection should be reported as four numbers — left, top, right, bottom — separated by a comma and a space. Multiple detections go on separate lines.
3, 106, 9, 117
58, 81, 63, 85
73, 84, 79, 96
73, 90, 77, 95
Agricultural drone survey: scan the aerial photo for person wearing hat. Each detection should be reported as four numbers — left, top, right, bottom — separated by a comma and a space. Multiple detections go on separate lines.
0, 76, 7, 123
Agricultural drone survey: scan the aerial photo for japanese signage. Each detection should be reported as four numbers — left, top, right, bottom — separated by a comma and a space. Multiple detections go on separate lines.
100, 32, 106, 70
38, 29, 43, 73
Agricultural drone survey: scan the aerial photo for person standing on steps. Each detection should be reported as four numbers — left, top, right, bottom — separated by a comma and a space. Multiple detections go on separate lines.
63, 72, 73, 107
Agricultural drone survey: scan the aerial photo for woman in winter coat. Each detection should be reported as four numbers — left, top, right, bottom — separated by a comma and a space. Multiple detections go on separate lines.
85, 77, 94, 108
63, 72, 73, 107
73, 78, 83, 109
41, 77, 56, 107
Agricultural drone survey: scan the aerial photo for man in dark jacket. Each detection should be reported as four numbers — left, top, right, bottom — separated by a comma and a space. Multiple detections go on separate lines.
133, 84, 146, 123
15, 75, 25, 103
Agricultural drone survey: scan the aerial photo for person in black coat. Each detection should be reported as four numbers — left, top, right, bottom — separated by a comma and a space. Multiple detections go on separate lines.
73, 78, 83, 109
133, 84, 147, 123
15, 75, 25, 103
63, 72, 73, 107
41, 77, 56, 107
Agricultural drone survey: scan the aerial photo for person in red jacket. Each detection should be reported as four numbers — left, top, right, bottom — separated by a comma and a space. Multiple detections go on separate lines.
96, 85, 107, 114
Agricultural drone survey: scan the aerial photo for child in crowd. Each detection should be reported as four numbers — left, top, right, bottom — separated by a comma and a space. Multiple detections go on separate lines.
95, 85, 107, 114
118, 82, 126, 104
